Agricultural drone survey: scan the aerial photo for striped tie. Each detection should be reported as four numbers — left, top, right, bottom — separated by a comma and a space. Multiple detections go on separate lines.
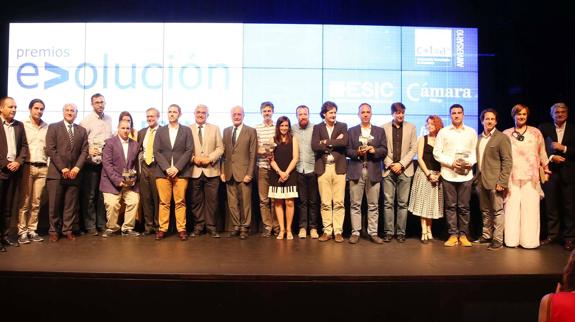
67, 124, 74, 147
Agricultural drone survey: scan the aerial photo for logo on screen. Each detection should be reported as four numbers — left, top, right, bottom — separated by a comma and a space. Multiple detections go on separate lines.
328, 80, 395, 103
414, 29, 452, 67
406, 82, 472, 103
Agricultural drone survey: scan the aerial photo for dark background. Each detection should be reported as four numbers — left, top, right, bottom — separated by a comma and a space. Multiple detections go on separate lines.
1, 0, 574, 129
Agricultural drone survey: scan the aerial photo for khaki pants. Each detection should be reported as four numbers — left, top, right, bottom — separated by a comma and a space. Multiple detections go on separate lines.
317, 164, 346, 235
156, 177, 188, 233
18, 164, 47, 236
103, 189, 140, 232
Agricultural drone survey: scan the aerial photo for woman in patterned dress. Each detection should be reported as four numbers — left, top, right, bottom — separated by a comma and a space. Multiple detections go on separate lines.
408, 115, 444, 243
268, 116, 299, 240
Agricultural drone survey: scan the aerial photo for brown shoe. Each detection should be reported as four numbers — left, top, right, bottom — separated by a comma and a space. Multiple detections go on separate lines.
178, 231, 188, 241
65, 232, 76, 241
49, 233, 59, 242
155, 231, 165, 240
318, 233, 332, 242
334, 234, 344, 243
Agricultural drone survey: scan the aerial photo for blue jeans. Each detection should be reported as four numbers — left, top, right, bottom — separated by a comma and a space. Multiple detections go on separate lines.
382, 172, 412, 236
350, 168, 380, 236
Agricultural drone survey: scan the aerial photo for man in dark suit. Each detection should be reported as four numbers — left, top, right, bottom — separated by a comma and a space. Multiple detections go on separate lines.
100, 120, 141, 237
45, 103, 89, 242
539, 102, 575, 251
153, 104, 194, 241
311, 101, 348, 243
137, 107, 161, 235
221, 106, 257, 239
0, 96, 29, 252
347, 103, 387, 244
475, 108, 512, 250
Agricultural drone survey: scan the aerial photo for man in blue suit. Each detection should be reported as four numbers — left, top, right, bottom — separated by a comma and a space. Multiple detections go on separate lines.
347, 103, 387, 244
100, 120, 141, 237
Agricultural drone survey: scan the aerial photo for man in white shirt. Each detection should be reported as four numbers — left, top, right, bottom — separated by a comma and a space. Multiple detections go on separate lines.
17, 99, 48, 244
433, 104, 477, 247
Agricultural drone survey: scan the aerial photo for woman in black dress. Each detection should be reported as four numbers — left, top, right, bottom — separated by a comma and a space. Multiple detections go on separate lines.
268, 116, 299, 240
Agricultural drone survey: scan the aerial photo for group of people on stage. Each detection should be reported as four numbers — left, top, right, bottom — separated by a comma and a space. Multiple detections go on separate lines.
1, 94, 574, 253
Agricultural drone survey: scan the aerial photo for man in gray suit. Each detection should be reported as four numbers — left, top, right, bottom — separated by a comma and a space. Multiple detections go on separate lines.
221, 106, 257, 240
189, 104, 224, 238
153, 104, 194, 241
475, 108, 512, 250
381, 102, 417, 243
45, 103, 89, 242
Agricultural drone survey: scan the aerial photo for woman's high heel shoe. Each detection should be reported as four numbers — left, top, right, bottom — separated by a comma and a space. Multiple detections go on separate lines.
286, 231, 293, 240
276, 231, 285, 240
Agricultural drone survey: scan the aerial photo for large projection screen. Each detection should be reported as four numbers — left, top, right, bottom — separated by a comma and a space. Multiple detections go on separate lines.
8, 23, 478, 133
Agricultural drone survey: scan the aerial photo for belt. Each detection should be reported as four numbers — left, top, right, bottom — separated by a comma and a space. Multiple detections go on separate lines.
26, 162, 47, 167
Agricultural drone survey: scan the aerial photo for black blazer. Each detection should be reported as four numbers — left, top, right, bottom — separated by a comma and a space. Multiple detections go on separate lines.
45, 121, 89, 182
311, 121, 348, 175
539, 122, 575, 183
153, 124, 194, 178
346, 124, 387, 183
0, 119, 29, 179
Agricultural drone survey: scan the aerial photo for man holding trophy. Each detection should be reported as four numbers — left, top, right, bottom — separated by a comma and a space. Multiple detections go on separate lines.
100, 120, 141, 237
433, 104, 477, 247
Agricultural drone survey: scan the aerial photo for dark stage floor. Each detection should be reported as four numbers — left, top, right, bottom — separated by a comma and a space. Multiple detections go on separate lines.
0, 233, 570, 322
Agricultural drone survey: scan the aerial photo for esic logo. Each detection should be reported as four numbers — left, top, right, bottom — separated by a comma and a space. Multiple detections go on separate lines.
15, 54, 231, 90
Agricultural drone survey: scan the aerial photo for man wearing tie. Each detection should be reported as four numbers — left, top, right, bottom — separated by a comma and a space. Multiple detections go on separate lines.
100, 120, 141, 237
189, 104, 224, 238
0, 97, 29, 252
137, 107, 161, 235
45, 103, 89, 242
221, 106, 257, 239
311, 101, 348, 243
153, 104, 194, 241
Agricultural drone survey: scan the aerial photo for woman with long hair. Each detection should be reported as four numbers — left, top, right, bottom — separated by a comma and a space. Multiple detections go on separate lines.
268, 116, 299, 240
408, 115, 444, 243
118, 111, 137, 140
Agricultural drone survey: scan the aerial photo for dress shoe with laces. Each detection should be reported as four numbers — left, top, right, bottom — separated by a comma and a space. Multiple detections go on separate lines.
334, 234, 344, 243
178, 231, 188, 241
349, 234, 360, 244
370, 235, 384, 244
540, 237, 556, 246
564, 240, 575, 251
155, 231, 165, 240
318, 233, 332, 242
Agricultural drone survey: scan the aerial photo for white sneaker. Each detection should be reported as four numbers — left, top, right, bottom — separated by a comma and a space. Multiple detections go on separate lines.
310, 228, 319, 239
298, 228, 307, 239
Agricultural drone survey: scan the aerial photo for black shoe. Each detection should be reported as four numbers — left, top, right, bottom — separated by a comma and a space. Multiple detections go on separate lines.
474, 237, 492, 244
261, 230, 272, 238
383, 234, 393, 243
209, 231, 221, 238
2, 237, 19, 247
541, 237, 556, 246
0, 244, 6, 252
487, 240, 503, 251
396, 235, 406, 243
239, 231, 248, 240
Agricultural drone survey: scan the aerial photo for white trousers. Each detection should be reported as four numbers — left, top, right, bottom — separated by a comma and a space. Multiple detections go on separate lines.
504, 180, 540, 249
